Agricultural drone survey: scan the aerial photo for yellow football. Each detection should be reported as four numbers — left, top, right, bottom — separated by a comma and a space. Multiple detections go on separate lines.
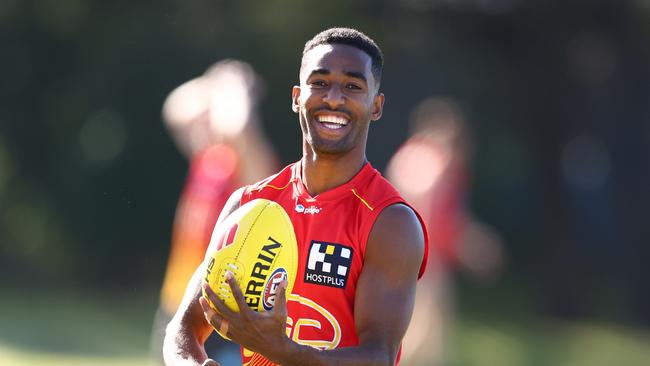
202, 198, 298, 329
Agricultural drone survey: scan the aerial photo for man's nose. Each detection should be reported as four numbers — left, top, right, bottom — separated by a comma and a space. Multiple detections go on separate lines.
323, 85, 345, 108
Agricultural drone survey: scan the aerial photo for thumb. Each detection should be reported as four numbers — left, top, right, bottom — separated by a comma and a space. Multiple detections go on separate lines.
274, 280, 288, 314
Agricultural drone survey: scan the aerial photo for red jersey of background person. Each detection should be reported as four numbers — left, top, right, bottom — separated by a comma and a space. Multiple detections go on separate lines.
160, 144, 240, 313
238, 161, 429, 366
388, 135, 468, 266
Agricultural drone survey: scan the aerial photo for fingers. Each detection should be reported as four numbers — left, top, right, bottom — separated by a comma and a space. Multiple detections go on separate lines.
224, 271, 249, 313
202, 281, 236, 318
199, 296, 229, 337
199, 296, 216, 323
219, 319, 229, 336
275, 280, 288, 310
200, 283, 233, 327
204, 272, 288, 319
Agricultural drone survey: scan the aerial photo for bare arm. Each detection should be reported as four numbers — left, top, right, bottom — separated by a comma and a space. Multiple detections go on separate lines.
163, 187, 245, 366
201, 203, 425, 366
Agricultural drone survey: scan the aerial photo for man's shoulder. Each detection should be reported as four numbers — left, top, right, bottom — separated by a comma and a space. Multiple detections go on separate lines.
354, 163, 404, 209
242, 161, 298, 201
368, 202, 427, 276
362, 165, 429, 278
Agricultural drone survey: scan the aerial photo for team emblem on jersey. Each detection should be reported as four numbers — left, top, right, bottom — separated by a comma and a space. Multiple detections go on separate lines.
304, 241, 353, 289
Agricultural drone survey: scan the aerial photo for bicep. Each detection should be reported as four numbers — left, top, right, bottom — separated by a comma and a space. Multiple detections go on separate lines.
354, 204, 425, 362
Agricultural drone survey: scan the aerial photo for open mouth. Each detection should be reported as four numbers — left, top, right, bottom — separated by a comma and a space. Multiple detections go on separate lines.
317, 114, 349, 130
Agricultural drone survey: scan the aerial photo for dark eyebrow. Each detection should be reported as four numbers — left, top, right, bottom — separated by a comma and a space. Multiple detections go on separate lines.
309, 68, 330, 77
308, 68, 368, 84
344, 71, 367, 84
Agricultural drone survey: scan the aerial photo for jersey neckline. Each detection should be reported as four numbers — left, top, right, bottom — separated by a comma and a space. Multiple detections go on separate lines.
291, 159, 375, 203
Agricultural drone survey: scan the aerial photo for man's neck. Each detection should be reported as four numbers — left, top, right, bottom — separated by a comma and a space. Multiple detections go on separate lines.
300, 149, 367, 197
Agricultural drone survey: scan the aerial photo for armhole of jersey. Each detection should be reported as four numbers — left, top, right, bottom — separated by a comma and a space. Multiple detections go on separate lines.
239, 184, 253, 206
359, 198, 429, 279
410, 204, 429, 278
358, 197, 399, 264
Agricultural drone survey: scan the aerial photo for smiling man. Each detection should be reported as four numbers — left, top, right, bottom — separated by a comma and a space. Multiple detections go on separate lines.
163, 27, 428, 366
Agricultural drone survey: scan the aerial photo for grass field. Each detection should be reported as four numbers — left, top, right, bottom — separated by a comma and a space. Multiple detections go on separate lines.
0, 286, 648, 366
0, 287, 155, 366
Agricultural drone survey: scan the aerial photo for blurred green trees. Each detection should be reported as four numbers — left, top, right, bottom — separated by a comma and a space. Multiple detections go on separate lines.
1, 0, 649, 326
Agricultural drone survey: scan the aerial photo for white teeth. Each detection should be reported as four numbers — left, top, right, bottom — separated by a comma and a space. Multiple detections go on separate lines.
317, 115, 348, 125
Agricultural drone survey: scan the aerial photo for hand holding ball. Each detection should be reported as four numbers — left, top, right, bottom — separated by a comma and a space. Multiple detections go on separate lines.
202, 198, 298, 338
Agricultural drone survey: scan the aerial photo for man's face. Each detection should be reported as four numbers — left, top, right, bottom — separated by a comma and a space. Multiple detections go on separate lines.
292, 44, 384, 156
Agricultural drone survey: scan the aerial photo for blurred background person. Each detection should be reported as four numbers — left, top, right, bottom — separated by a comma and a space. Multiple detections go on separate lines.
150, 60, 278, 365
386, 97, 505, 366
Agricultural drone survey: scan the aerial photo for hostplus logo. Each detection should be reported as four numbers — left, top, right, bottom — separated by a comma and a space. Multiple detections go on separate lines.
304, 241, 353, 289
295, 203, 322, 215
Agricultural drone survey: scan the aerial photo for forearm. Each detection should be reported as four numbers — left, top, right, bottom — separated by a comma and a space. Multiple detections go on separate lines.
162, 316, 210, 366
163, 266, 216, 366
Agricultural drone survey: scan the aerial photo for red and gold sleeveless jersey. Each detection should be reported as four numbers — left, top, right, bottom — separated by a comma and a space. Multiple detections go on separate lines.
239, 160, 429, 366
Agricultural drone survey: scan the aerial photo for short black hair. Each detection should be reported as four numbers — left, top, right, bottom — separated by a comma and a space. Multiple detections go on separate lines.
303, 27, 384, 84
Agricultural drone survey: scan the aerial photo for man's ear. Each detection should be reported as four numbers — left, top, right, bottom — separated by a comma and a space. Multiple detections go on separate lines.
370, 92, 385, 121
291, 85, 301, 113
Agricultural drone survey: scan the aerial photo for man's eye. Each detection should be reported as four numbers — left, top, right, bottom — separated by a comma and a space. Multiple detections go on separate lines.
346, 83, 362, 90
310, 80, 327, 87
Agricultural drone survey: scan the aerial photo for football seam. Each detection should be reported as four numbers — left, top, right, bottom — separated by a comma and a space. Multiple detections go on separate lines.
234, 200, 271, 261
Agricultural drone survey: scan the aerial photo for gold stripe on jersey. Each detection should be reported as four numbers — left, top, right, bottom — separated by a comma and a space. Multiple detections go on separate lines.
350, 188, 374, 211
261, 179, 294, 191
